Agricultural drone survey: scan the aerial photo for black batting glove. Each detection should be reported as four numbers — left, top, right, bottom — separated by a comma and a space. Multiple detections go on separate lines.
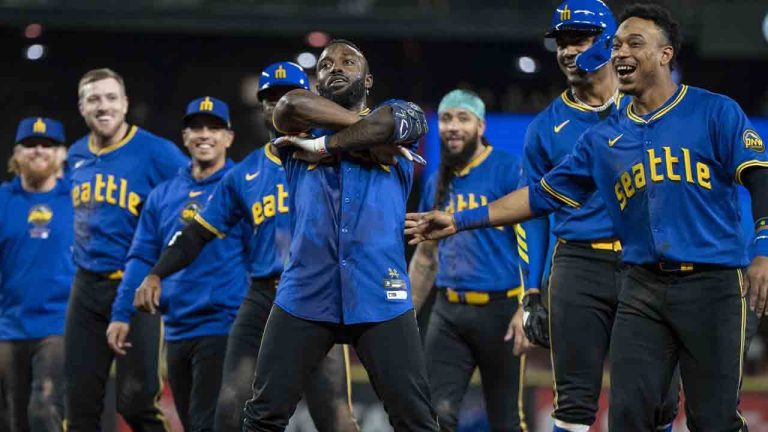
522, 292, 550, 348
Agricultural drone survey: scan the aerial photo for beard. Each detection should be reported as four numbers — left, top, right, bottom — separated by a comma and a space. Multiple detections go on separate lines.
19, 157, 58, 186
440, 133, 481, 168
317, 76, 366, 109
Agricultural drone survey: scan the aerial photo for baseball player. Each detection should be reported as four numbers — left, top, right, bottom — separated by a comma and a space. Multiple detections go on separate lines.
235, 39, 437, 431
407, 89, 527, 431
65, 68, 188, 431
133, 63, 359, 432
105, 97, 249, 431
406, 4, 768, 430
0, 118, 73, 432
515, 1, 678, 430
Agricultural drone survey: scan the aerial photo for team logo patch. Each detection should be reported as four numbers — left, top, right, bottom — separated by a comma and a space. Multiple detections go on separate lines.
180, 201, 202, 224
743, 129, 764, 152
384, 267, 407, 301
28, 204, 53, 239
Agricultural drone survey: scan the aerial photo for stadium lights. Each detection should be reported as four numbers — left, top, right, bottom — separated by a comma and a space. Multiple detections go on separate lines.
25, 44, 45, 61
306, 31, 330, 48
763, 11, 768, 43
24, 23, 43, 39
297, 52, 318, 69
517, 56, 539, 74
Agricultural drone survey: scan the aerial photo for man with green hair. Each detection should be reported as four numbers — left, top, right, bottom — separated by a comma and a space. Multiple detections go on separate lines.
408, 89, 529, 431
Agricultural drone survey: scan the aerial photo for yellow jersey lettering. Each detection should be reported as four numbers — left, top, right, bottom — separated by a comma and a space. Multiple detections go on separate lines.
663, 147, 681, 181
251, 202, 264, 226
468, 193, 479, 209
614, 182, 627, 211
480, 196, 488, 206
696, 162, 711, 189
632, 163, 646, 189
277, 184, 289, 213
72, 186, 81, 207
647, 149, 664, 182
456, 194, 468, 212
119, 179, 128, 208
80, 182, 91, 203
94, 174, 106, 202
263, 195, 276, 218
681, 148, 694, 183
127, 192, 141, 216
621, 172, 635, 198
105, 175, 118, 205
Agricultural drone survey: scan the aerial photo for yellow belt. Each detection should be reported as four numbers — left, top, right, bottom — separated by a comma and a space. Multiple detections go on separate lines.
106, 270, 124, 280
559, 238, 622, 252
445, 286, 523, 306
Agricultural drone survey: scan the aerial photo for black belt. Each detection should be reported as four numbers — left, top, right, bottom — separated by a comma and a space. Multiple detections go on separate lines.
638, 262, 732, 274
252, 275, 280, 292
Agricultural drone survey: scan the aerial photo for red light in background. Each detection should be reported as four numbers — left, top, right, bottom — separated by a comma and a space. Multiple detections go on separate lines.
24, 23, 43, 39
306, 31, 330, 48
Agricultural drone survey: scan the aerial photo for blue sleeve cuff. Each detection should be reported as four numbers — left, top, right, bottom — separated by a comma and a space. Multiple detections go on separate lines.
755, 234, 768, 257
528, 182, 560, 217
453, 206, 490, 232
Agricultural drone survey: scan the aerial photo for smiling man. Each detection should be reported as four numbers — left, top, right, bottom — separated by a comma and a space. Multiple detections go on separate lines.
65, 68, 187, 431
106, 97, 249, 431
0, 118, 73, 432
406, 4, 768, 431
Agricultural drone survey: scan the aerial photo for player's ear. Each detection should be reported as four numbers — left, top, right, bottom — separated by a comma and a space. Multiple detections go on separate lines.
659, 45, 674, 68
77, 98, 86, 118
365, 73, 373, 90
477, 119, 486, 138
225, 130, 235, 148
122, 96, 130, 115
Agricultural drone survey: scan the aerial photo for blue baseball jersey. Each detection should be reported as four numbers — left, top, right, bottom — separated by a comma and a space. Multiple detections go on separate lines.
112, 161, 249, 341
530, 85, 768, 266
0, 178, 74, 340
195, 144, 290, 279
275, 115, 417, 324
419, 146, 522, 291
68, 126, 188, 273
518, 91, 626, 289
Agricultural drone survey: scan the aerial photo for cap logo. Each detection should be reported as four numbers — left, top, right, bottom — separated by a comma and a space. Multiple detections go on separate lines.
560, 4, 571, 21
199, 97, 214, 112
33, 118, 47, 134
275, 65, 287, 79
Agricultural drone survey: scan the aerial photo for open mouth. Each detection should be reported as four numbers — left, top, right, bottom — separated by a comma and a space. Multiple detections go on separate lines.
196, 143, 213, 149
616, 64, 637, 79
328, 75, 348, 88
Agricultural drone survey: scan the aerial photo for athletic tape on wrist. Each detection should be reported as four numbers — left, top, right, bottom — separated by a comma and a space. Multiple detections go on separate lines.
453, 206, 490, 232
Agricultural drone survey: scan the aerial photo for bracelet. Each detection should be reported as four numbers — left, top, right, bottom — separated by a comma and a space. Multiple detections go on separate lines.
755, 234, 768, 257
453, 206, 490, 232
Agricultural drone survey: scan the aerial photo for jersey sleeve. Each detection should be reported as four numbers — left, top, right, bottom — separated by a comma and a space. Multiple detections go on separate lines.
529, 135, 596, 216
151, 140, 189, 186
418, 174, 436, 212
520, 125, 552, 187
111, 191, 163, 322
195, 170, 246, 238
714, 98, 768, 185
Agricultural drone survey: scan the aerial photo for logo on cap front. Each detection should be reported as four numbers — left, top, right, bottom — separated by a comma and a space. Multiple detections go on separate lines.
275, 65, 287, 79
560, 4, 571, 21
33, 118, 47, 134
199, 97, 214, 112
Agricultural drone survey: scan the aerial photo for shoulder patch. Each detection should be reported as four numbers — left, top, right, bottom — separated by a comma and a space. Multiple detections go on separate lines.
743, 129, 764, 153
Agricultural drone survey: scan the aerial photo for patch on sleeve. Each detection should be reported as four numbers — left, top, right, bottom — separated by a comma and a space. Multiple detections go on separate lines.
744, 129, 764, 153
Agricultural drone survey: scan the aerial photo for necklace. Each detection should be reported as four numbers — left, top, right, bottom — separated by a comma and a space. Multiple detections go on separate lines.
571, 89, 619, 112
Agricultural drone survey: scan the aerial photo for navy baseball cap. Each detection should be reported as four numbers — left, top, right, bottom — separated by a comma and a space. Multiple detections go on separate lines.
258, 62, 310, 97
15, 117, 66, 145
184, 96, 231, 128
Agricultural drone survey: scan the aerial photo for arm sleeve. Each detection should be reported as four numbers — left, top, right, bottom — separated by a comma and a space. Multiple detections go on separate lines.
149, 220, 217, 279
529, 135, 596, 216
195, 171, 246, 238
111, 192, 163, 322
517, 128, 552, 290
742, 167, 768, 230
714, 98, 768, 184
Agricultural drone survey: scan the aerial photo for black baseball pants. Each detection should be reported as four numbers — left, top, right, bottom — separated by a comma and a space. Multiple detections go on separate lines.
548, 241, 679, 427
425, 292, 525, 432
214, 279, 358, 432
0, 336, 65, 432
64, 268, 167, 432
609, 265, 747, 432
243, 306, 438, 432
166, 335, 227, 432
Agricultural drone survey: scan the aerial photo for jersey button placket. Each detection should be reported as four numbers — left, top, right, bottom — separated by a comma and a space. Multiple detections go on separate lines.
339, 162, 356, 321
643, 133, 663, 256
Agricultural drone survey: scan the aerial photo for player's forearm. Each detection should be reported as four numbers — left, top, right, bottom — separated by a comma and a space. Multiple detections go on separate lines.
408, 241, 439, 311
273, 89, 361, 134
325, 106, 396, 152
489, 187, 535, 227
149, 220, 216, 278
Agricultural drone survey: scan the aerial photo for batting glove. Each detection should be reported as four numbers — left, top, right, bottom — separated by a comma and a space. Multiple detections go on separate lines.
522, 292, 550, 348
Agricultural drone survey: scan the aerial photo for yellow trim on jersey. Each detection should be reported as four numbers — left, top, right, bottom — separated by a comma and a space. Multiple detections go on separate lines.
560, 91, 591, 113
89, 125, 138, 156
614, 92, 625, 109
518, 246, 530, 264
627, 85, 688, 124
737, 268, 747, 429
342, 344, 354, 413
518, 354, 529, 432
264, 143, 282, 166
455, 145, 493, 177
547, 242, 563, 411
515, 224, 526, 240
540, 178, 581, 208
735, 160, 768, 185
193, 213, 226, 239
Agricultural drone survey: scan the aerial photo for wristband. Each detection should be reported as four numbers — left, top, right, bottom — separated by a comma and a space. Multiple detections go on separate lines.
755, 234, 768, 257
755, 217, 768, 230
453, 206, 490, 232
